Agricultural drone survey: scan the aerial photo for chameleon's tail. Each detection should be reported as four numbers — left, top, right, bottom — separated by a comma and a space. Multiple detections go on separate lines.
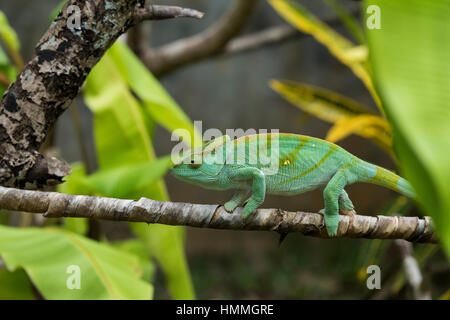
359, 161, 416, 199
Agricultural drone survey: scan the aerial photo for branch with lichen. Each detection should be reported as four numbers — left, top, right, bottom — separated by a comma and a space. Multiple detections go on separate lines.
0, 0, 203, 189
0, 186, 437, 243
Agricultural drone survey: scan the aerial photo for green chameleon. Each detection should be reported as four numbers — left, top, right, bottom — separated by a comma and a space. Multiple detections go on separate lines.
171, 133, 415, 236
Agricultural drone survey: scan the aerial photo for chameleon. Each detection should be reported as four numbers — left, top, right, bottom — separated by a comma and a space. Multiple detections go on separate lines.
171, 133, 415, 236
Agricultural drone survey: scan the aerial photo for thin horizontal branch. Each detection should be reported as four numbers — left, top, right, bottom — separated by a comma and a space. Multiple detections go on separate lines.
0, 186, 436, 243
145, 0, 259, 76
223, 6, 361, 56
224, 25, 297, 55
132, 5, 204, 23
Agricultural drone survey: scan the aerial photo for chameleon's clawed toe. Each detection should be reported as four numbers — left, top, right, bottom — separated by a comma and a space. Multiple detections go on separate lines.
224, 201, 237, 213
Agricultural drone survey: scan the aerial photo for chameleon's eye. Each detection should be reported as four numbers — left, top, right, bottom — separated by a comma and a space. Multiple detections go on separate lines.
189, 160, 201, 169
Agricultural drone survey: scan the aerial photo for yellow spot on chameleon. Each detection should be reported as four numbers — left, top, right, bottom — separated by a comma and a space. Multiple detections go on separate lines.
283, 160, 291, 166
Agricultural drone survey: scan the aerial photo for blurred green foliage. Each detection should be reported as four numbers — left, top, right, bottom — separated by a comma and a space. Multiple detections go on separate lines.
0, 5, 200, 298
365, 0, 450, 257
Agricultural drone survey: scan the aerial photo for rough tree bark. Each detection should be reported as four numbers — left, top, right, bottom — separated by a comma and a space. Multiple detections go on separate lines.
0, 186, 437, 243
0, 0, 202, 189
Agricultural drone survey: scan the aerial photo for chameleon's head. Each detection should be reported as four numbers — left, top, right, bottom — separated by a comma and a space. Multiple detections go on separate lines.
170, 136, 230, 188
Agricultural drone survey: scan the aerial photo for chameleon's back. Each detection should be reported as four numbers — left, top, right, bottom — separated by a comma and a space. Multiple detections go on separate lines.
221, 133, 355, 195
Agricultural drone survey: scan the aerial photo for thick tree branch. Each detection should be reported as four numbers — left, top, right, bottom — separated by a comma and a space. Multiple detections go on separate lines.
0, 186, 437, 243
0, 0, 203, 188
145, 0, 259, 76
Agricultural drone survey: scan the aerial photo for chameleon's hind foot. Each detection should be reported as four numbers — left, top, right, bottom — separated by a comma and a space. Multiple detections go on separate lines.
319, 208, 339, 236
241, 206, 256, 219
241, 198, 262, 219
324, 214, 339, 237
225, 190, 250, 213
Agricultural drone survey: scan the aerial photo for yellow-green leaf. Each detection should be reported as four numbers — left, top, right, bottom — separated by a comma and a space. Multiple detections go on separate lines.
270, 79, 373, 122
326, 114, 392, 153
268, 0, 381, 108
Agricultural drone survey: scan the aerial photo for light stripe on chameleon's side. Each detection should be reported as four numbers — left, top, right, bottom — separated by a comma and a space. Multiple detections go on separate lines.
273, 136, 339, 186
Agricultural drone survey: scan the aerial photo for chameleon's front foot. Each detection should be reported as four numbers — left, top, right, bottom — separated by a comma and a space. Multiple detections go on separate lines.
224, 200, 239, 213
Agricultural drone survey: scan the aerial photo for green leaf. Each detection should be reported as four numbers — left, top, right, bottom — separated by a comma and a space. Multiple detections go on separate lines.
108, 42, 203, 148
0, 225, 153, 299
81, 156, 172, 199
0, 268, 35, 300
270, 80, 392, 152
270, 79, 374, 122
49, 1, 67, 22
130, 224, 195, 299
326, 114, 392, 155
84, 42, 195, 299
112, 239, 155, 283
365, 0, 450, 256
268, 0, 381, 108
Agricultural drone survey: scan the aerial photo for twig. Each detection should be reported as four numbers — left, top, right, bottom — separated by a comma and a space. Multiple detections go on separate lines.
223, 7, 360, 56
144, 0, 259, 76
0, 186, 437, 243
133, 5, 204, 23
394, 240, 431, 299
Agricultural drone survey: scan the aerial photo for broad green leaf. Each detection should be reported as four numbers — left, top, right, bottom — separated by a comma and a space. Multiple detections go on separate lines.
112, 239, 155, 283
131, 224, 195, 300
84, 44, 195, 299
0, 226, 152, 300
81, 156, 172, 199
0, 268, 35, 300
365, 0, 450, 256
268, 0, 381, 108
324, 0, 365, 44
326, 114, 392, 154
84, 53, 156, 169
108, 42, 202, 148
